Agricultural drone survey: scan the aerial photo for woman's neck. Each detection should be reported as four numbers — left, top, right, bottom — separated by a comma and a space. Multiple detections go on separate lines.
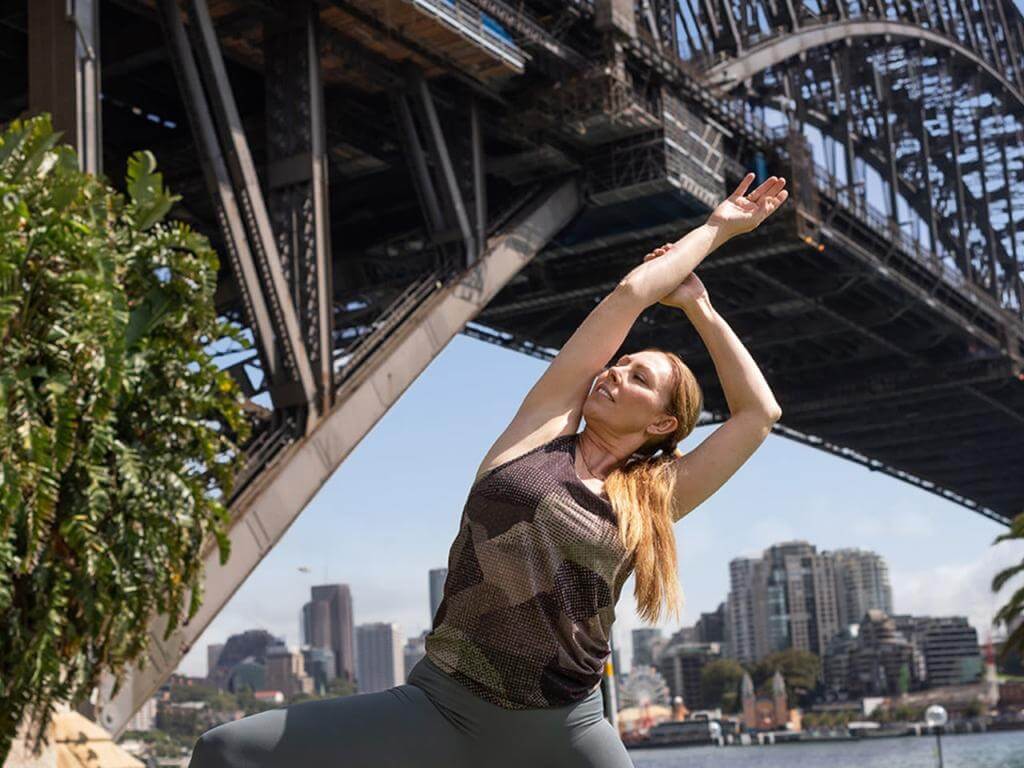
577, 429, 634, 479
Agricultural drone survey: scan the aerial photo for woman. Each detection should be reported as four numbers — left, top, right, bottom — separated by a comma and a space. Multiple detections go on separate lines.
188, 171, 788, 767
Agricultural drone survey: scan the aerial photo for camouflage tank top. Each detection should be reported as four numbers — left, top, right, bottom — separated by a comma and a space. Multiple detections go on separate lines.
424, 432, 635, 709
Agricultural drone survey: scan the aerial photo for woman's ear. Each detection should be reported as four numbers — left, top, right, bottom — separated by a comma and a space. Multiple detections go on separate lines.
650, 415, 678, 437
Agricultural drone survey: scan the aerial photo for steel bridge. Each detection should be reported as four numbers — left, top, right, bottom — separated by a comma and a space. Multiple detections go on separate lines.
2, 0, 1022, 734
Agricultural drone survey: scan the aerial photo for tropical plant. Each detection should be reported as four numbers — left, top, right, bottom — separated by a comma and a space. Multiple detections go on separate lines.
0, 114, 251, 761
992, 512, 1024, 663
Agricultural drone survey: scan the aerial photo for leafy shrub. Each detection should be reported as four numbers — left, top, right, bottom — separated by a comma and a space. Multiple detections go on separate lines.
0, 115, 251, 759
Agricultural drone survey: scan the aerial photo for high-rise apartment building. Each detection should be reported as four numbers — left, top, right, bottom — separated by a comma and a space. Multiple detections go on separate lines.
725, 541, 846, 663
429, 568, 448, 627
726, 556, 766, 663
829, 548, 894, 629
302, 584, 356, 682
356, 622, 405, 694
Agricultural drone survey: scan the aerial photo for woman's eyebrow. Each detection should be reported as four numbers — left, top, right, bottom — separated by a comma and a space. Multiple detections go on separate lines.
622, 355, 656, 381
637, 364, 656, 380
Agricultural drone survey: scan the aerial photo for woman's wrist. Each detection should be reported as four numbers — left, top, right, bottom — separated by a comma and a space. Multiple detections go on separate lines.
701, 219, 734, 251
680, 295, 715, 320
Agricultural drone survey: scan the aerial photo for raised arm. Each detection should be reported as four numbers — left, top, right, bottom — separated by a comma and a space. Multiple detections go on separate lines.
475, 171, 788, 481
668, 293, 782, 521
642, 173, 789, 521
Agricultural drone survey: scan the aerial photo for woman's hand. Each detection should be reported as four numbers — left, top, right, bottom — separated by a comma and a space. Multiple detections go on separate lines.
643, 243, 709, 311
706, 172, 788, 240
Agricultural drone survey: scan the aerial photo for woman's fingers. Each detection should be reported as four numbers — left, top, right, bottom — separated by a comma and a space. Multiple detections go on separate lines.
745, 176, 775, 202
733, 173, 757, 199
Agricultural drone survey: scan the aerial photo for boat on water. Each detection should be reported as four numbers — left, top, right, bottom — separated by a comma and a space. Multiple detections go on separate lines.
624, 718, 721, 749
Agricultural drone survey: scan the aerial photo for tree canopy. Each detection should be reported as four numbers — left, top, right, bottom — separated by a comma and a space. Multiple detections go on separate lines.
0, 115, 251, 760
750, 648, 821, 707
699, 658, 745, 713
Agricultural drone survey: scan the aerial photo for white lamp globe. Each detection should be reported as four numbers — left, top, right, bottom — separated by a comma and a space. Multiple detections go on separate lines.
925, 704, 948, 727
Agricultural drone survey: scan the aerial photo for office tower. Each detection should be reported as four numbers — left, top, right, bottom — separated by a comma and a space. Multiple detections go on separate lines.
696, 603, 725, 643
207, 643, 225, 680
302, 584, 356, 682
301, 647, 336, 695
918, 616, 984, 687
674, 626, 699, 644
265, 642, 314, 698
302, 599, 331, 648
829, 548, 894, 629
655, 641, 721, 710
725, 541, 841, 663
210, 629, 276, 689
404, 631, 428, 682
631, 628, 663, 670
429, 568, 448, 627
356, 622, 405, 694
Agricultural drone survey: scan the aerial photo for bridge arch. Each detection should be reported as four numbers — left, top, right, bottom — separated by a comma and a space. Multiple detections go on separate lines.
702, 20, 1024, 116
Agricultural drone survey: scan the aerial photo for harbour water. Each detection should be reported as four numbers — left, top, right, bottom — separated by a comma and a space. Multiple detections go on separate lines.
629, 730, 1024, 767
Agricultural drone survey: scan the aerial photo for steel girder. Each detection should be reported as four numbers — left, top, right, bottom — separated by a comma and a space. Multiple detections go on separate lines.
157, 0, 319, 427
392, 71, 483, 269
264, 0, 335, 418
28, 0, 101, 174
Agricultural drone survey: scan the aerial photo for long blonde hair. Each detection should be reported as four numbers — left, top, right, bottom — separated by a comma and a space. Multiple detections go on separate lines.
603, 348, 703, 625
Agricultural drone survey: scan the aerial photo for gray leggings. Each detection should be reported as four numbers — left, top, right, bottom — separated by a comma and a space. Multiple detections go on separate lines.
188, 655, 635, 767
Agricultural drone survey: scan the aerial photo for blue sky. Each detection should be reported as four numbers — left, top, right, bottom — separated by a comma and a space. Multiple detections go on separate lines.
177, 330, 1024, 677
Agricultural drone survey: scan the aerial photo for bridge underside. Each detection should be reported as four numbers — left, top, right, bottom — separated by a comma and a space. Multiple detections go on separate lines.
2, 0, 1016, 524
2, 0, 1023, 733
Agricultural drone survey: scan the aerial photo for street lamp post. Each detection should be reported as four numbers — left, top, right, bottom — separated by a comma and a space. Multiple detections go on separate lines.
925, 704, 948, 768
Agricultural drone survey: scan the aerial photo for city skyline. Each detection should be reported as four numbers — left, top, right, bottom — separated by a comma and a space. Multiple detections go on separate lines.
175, 334, 1024, 678
201, 540, 984, 692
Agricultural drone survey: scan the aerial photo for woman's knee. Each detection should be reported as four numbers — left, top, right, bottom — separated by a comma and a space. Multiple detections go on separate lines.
188, 724, 231, 768
187, 710, 286, 768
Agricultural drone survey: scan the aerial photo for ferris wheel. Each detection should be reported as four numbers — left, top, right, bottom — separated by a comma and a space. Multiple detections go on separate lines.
619, 665, 671, 709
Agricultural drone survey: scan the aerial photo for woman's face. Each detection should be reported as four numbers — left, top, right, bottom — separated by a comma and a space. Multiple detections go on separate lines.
584, 350, 677, 441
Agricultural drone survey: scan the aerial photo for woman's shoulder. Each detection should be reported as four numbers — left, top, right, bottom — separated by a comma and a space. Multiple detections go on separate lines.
472, 430, 577, 487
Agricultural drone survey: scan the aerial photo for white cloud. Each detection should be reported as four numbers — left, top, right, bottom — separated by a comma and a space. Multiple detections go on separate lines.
891, 538, 1024, 639
849, 504, 938, 539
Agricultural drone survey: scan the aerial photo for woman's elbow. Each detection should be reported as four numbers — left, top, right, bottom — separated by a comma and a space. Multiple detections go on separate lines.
613, 276, 649, 311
